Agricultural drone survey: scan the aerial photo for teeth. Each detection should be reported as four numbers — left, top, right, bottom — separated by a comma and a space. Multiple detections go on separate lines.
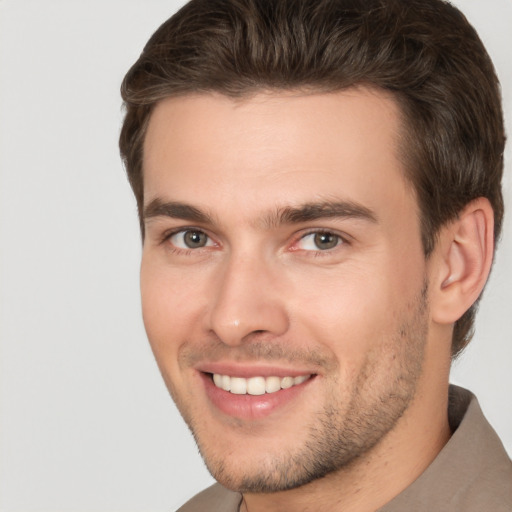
265, 376, 281, 393
280, 376, 294, 389
230, 377, 247, 395
247, 376, 266, 396
213, 374, 223, 388
212, 373, 311, 395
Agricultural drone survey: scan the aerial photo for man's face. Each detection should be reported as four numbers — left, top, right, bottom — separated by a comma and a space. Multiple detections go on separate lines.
141, 89, 431, 492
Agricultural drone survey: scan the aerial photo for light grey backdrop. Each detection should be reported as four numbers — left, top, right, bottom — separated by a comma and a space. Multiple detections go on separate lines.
0, 1, 510, 511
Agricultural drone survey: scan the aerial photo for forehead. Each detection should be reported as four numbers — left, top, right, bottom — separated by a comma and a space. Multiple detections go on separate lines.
142, 88, 414, 222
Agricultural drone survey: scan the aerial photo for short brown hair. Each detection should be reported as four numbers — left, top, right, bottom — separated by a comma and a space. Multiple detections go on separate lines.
119, 0, 505, 357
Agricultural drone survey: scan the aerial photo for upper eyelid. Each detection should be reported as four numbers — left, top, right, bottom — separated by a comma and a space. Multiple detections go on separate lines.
157, 226, 351, 249
286, 229, 351, 256
294, 227, 351, 244
159, 226, 214, 246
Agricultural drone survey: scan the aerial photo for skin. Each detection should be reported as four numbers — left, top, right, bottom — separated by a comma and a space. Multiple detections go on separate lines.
140, 88, 457, 512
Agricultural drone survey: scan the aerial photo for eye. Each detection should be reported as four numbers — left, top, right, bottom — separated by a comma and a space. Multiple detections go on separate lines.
296, 231, 342, 251
169, 229, 214, 249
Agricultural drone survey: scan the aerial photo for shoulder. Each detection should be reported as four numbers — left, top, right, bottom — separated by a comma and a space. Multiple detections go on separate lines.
380, 386, 512, 511
176, 483, 242, 512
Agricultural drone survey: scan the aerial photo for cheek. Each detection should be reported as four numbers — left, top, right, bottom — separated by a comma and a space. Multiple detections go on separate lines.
288, 262, 418, 359
140, 259, 203, 355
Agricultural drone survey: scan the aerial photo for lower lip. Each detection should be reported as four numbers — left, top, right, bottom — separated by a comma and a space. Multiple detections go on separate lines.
200, 372, 314, 420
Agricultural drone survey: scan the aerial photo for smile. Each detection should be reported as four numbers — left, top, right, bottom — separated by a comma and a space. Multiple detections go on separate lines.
212, 373, 311, 395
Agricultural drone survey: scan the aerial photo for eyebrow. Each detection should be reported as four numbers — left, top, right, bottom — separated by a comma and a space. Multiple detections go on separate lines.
270, 201, 378, 227
143, 198, 378, 228
143, 199, 215, 224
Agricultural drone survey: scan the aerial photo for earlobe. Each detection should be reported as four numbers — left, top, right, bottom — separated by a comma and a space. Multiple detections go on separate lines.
431, 198, 494, 325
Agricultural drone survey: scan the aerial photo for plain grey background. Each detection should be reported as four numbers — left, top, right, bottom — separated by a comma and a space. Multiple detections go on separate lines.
0, 1, 510, 511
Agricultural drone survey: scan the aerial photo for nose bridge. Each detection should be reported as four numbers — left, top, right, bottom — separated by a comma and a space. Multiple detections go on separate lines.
207, 248, 289, 346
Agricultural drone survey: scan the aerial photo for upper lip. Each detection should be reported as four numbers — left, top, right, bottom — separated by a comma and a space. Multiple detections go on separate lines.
196, 362, 317, 379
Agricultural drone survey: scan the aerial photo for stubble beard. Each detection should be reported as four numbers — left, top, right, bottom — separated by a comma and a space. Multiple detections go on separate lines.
174, 284, 429, 494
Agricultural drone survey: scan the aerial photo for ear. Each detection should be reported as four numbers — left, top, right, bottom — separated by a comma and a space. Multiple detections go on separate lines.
430, 198, 494, 325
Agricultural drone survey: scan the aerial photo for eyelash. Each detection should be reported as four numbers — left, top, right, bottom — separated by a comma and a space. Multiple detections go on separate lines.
291, 229, 348, 256
160, 227, 349, 256
160, 227, 216, 253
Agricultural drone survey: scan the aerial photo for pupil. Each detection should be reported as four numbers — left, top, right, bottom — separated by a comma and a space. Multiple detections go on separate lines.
314, 232, 338, 250
185, 231, 206, 248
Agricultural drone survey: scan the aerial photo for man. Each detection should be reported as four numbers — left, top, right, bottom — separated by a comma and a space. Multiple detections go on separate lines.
119, 0, 512, 510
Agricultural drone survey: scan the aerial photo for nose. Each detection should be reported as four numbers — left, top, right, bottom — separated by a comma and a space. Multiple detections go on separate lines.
207, 253, 290, 346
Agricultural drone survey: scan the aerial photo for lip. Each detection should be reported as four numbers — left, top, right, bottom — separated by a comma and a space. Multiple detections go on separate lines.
197, 366, 316, 420
197, 362, 315, 379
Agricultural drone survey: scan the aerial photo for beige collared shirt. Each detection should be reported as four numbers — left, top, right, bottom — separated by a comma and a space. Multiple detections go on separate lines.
177, 386, 512, 511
